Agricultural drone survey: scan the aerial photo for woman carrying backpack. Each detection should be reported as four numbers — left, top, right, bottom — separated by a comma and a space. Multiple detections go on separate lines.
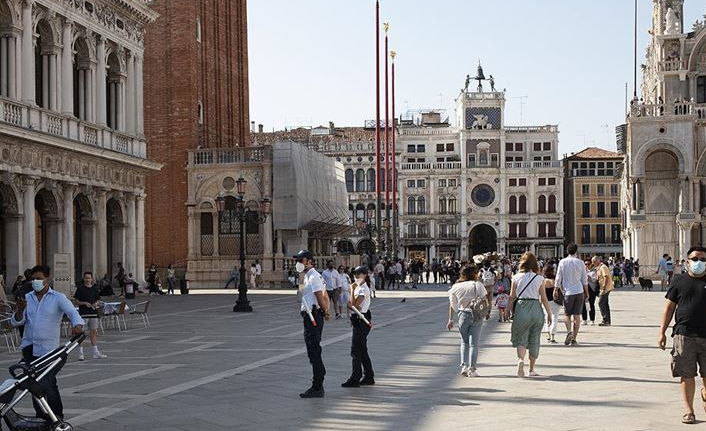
447, 264, 492, 377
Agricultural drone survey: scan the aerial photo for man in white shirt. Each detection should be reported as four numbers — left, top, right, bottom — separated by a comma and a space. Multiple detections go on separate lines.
394, 260, 403, 289
321, 261, 340, 319
374, 261, 385, 290
555, 243, 589, 346
294, 250, 330, 398
254, 259, 262, 288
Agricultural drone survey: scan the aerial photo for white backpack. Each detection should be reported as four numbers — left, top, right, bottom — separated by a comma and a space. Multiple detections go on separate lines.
481, 268, 495, 287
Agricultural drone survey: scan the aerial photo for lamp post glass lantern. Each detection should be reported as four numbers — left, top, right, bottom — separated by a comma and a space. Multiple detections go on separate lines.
216, 179, 271, 312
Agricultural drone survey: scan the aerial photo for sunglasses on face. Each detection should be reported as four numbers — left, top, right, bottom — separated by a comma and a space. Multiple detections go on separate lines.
688, 257, 706, 262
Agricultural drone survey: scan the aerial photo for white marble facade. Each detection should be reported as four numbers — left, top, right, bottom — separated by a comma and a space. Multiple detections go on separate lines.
0, 0, 158, 286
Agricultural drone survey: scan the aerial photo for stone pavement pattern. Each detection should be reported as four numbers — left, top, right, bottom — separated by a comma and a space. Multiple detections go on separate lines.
0, 288, 689, 430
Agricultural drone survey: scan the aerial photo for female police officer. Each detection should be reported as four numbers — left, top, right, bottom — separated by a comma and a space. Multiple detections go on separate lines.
294, 250, 331, 398
341, 265, 375, 387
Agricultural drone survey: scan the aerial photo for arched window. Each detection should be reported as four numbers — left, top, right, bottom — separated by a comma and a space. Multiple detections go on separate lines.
197, 101, 204, 124
439, 197, 447, 214
366, 203, 375, 225
538, 195, 546, 214
366, 169, 376, 192
106, 52, 122, 130
417, 196, 426, 215
355, 203, 365, 221
519, 195, 527, 214
509, 196, 517, 214
448, 197, 457, 214
345, 169, 354, 192
355, 169, 365, 192
348, 203, 354, 221
548, 194, 557, 213
407, 196, 416, 215
73, 38, 93, 120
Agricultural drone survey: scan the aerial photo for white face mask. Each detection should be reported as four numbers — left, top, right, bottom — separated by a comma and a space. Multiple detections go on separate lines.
295, 262, 305, 273
355, 277, 365, 285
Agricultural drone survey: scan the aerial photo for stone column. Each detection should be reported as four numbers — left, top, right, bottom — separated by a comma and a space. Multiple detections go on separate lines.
21, 0, 34, 104
694, 179, 701, 213
126, 52, 135, 134
62, 184, 75, 282
21, 177, 36, 268
13, 32, 20, 99
86, 66, 94, 122
135, 195, 145, 285
61, 19, 73, 115
42, 54, 49, 108
135, 54, 144, 136
78, 69, 85, 119
126, 194, 136, 277
94, 189, 107, 277
95, 36, 106, 126
187, 206, 196, 259
109, 81, 116, 128
1, 37, 8, 96
212, 212, 220, 257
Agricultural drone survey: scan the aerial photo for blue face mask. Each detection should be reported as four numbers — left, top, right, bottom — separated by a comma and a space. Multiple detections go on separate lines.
690, 261, 706, 276
31, 279, 45, 292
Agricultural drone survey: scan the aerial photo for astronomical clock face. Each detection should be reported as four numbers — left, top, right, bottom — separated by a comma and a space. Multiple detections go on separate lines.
471, 184, 495, 207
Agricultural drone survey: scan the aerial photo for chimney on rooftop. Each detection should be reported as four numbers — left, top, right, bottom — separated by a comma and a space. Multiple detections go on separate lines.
251, 121, 255, 133
258, 124, 264, 133
329, 121, 335, 132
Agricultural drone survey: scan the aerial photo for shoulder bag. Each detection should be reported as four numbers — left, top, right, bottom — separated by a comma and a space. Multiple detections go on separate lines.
511, 273, 539, 314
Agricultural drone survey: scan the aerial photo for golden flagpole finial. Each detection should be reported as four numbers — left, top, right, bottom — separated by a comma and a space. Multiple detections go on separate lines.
383, 22, 389, 33
390, 50, 396, 60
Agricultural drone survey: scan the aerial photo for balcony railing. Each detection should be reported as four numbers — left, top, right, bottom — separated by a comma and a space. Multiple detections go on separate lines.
399, 128, 456, 136
190, 146, 272, 166
629, 100, 706, 120
401, 161, 462, 171
0, 96, 146, 158
658, 59, 686, 72
467, 160, 500, 168
505, 125, 558, 133
505, 161, 562, 169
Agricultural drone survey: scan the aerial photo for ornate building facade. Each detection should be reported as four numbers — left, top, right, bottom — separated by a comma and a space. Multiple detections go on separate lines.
622, 0, 706, 266
0, 0, 158, 286
397, 76, 564, 261
144, 0, 250, 273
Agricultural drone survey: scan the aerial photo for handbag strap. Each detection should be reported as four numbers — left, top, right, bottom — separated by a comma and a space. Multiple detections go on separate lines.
516, 273, 539, 299
459, 282, 482, 310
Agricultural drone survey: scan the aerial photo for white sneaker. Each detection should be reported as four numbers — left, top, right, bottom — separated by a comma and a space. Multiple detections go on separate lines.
78, 352, 84, 361
460, 365, 469, 377
93, 351, 108, 359
469, 368, 479, 377
517, 360, 525, 378
529, 370, 539, 377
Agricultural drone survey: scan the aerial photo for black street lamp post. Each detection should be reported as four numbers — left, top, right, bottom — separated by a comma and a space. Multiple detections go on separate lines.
356, 208, 390, 255
216, 176, 272, 312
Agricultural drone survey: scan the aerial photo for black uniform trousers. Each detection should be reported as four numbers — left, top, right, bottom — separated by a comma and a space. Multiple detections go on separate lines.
302, 308, 326, 388
350, 311, 374, 381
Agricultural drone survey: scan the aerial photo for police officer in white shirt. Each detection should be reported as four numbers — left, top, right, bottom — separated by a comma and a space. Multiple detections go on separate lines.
294, 250, 331, 398
342, 265, 375, 388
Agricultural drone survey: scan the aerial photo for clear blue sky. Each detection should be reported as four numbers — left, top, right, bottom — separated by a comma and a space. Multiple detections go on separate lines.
248, 1, 704, 156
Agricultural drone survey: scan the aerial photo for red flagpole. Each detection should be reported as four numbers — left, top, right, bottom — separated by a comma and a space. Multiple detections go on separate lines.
374, 1, 382, 251
384, 24, 390, 235
391, 51, 397, 258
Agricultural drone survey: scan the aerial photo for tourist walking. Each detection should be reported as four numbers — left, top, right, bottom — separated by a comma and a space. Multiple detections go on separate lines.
658, 246, 706, 424
255, 259, 263, 288
224, 265, 239, 289
295, 250, 331, 398
147, 264, 158, 295
555, 243, 588, 346
510, 252, 552, 377
11, 265, 84, 421
341, 265, 375, 387
166, 264, 176, 295
583, 260, 598, 325
657, 253, 670, 291
596, 256, 614, 326
543, 266, 561, 344
74, 271, 108, 360
337, 266, 351, 318
322, 261, 340, 319
447, 264, 491, 377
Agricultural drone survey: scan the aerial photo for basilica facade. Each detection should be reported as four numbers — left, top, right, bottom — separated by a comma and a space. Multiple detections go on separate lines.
0, 0, 158, 287
622, 0, 706, 266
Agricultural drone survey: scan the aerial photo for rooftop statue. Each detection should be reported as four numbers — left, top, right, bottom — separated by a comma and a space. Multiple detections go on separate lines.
665, 7, 681, 35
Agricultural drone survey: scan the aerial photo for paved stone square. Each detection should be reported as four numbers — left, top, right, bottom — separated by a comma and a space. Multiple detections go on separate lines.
0, 288, 691, 430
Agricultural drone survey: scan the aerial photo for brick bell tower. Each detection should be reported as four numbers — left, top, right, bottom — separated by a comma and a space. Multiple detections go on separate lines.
143, 0, 250, 275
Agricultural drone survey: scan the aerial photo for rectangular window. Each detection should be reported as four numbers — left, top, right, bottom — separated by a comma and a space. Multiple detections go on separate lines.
407, 224, 416, 237
417, 179, 426, 188
419, 224, 428, 237
509, 223, 517, 238
519, 223, 527, 238
417, 158, 426, 163
543, 156, 551, 161
468, 154, 476, 166
491, 154, 499, 165
436, 143, 445, 152
582, 202, 590, 218
533, 156, 542, 161
610, 184, 618, 197
505, 156, 514, 162
509, 179, 517, 187
436, 157, 446, 163
407, 145, 416, 153
582, 225, 591, 244
597, 202, 606, 217
581, 184, 590, 196
416, 145, 426, 153
438, 179, 447, 188
698, 76, 706, 104
543, 142, 551, 151
596, 225, 606, 244
597, 184, 605, 196
446, 143, 454, 152
505, 142, 514, 152
407, 180, 415, 188
548, 178, 556, 186
515, 142, 523, 152
548, 222, 557, 237
448, 179, 457, 187
538, 178, 546, 186
519, 178, 527, 186
611, 224, 621, 244
538, 222, 547, 238
610, 201, 619, 217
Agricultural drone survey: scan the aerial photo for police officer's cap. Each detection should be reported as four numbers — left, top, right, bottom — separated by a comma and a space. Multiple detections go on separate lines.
353, 265, 368, 275
293, 250, 314, 260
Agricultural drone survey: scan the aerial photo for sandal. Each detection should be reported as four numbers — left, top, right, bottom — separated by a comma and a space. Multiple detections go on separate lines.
682, 413, 696, 424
